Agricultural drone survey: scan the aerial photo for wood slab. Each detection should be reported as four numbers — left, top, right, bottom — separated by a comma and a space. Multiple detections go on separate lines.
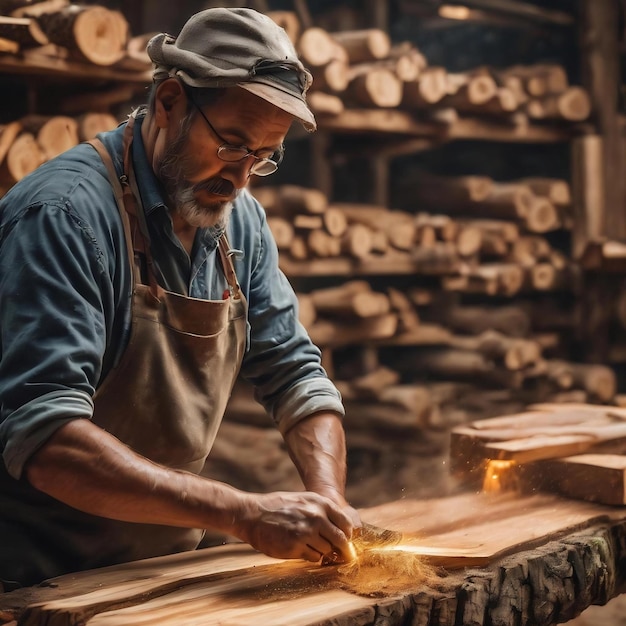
1, 493, 625, 626
523, 453, 626, 505
450, 402, 626, 481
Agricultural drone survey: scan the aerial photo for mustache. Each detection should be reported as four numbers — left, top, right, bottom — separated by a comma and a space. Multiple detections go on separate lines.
194, 178, 235, 197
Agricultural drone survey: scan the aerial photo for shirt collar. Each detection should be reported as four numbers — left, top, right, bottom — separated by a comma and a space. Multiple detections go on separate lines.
131, 112, 168, 218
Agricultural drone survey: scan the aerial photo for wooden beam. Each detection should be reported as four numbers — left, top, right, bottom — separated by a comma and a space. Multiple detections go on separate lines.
579, 0, 626, 240
318, 109, 571, 143
0, 46, 151, 83
444, 0, 574, 25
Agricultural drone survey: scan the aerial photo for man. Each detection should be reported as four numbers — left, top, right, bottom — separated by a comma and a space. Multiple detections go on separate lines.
0, 7, 359, 590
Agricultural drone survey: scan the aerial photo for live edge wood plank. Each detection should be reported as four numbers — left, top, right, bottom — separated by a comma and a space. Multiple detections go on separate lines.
1, 494, 625, 626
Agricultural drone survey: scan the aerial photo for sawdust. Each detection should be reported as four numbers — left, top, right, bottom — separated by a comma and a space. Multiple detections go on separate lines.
336, 547, 439, 597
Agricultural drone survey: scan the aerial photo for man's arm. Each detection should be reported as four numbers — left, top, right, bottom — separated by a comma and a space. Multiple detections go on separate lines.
25, 417, 356, 562
283, 411, 360, 526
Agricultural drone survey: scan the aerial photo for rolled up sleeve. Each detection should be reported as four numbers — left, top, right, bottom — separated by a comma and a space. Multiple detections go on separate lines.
1, 391, 94, 479
0, 200, 111, 478
236, 197, 344, 434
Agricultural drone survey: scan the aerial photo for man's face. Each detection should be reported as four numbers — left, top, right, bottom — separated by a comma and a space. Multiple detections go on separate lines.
157, 87, 293, 229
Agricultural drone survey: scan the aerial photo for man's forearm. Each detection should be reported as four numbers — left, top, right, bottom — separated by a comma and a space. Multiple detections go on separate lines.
25, 417, 358, 562
282, 411, 349, 505
24, 418, 247, 533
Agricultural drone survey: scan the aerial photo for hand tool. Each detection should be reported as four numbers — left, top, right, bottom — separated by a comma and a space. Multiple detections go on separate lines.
321, 522, 403, 565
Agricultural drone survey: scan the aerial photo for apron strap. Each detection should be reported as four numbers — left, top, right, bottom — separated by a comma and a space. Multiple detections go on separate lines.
85, 137, 137, 285
86, 116, 162, 299
217, 234, 242, 300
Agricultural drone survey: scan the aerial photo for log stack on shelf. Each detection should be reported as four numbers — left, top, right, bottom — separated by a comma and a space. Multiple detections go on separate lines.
266, 12, 591, 128
0, 5, 151, 196
229, 176, 620, 504
0, 0, 151, 75
294, 281, 616, 408
251, 181, 577, 297
0, 112, 117, 193
406, 173, 569, 234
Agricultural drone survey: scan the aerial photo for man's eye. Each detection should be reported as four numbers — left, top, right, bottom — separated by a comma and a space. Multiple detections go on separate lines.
258, 151, 278, 160
219, 146, 250, 161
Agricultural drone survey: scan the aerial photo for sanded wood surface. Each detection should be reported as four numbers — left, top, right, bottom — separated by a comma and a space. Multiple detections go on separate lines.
1, 493, 625, 625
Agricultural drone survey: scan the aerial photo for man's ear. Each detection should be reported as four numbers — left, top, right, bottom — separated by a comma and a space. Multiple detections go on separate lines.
154, 78, 187, 128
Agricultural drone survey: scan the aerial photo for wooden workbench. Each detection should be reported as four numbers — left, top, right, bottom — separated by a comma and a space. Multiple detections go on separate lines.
1, 492, 625, 626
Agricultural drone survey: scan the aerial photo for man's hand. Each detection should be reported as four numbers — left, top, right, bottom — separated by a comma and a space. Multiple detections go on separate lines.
233, 490, 356, 563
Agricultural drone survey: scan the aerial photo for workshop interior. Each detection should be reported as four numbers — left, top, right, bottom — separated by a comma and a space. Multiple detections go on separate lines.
1, 1, 626, 625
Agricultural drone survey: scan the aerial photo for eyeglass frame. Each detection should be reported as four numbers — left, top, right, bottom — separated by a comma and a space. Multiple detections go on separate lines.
188, 95, 284, 177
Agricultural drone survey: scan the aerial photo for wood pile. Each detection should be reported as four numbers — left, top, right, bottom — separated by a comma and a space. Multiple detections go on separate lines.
0, 0, 151, 72
0, 112, 117, 192
267, 12, 591, 125
251, 180, 577, 296
249, 182, 611, 409
231, 179, 622, 505
296, 282, 616, 408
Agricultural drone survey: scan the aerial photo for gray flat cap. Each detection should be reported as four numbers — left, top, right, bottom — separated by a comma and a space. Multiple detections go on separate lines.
147, 7, 316, 131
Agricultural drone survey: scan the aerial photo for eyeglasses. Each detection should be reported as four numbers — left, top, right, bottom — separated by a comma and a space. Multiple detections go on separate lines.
190, 99, 284, 177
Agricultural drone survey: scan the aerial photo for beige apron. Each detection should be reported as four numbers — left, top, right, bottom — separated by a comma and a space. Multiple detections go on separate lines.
83, 114, 247, 560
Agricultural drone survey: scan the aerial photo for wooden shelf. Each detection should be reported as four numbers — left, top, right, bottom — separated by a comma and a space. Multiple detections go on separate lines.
0, 48, 151, 84
280, 254, 436, 277
578, 240, 626, 272
372, 323, 454, 346
314, 324, 455, 350
317, 108, 573, 143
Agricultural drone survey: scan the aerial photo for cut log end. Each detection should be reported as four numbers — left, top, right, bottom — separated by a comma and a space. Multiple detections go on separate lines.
350, 68, 403, 108
77, 112, 118, 142
525, 198, 560, 233
37, 115, 78, 159
1, 131, 45, 185
73, 7, 129, 66
297, 27, 337, 67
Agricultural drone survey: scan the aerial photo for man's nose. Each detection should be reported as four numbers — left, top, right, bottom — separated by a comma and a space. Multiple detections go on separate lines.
220, 157, 255, 190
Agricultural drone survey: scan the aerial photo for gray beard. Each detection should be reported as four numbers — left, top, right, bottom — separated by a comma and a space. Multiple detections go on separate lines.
175, 185, 234, 230
158, 116, 237, 229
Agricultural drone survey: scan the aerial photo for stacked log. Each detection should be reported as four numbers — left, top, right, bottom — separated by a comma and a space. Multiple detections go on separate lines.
218, 285, 617, 504
0, 112, 117, 190
266, 12, 591, 125
0, 1, 151, 72
406, 172, 569, 233
252, 181, 576, 296
304, 280, 398, 346
291, 284, 616, 407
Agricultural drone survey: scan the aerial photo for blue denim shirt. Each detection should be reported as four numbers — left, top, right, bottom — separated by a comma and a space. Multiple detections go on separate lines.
0, 114, 343, 481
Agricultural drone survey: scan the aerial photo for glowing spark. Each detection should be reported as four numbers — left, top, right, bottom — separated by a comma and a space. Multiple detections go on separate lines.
482, 459, 518, 493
